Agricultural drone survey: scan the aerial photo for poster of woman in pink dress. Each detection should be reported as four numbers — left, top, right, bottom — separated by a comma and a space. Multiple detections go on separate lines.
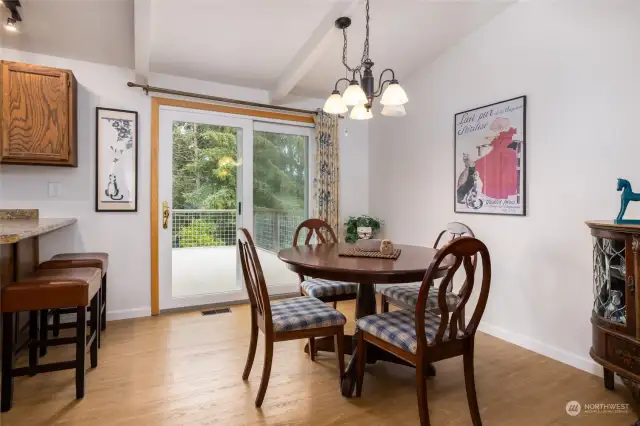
454, 96, 526, 215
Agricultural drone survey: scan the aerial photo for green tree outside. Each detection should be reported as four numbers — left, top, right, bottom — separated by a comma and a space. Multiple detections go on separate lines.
172, 122, 307, 249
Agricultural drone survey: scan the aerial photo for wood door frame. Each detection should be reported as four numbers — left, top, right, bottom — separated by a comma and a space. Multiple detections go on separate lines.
150, 96, 314, 315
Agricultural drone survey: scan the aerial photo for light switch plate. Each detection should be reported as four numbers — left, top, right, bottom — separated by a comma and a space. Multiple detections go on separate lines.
48, 182, 61, 198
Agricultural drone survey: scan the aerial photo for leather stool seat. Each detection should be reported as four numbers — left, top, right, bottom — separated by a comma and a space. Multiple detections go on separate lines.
38, 252, 109, 337
39, 252, 108, 276
2, 268, 101, 313
1, 267, 102, 412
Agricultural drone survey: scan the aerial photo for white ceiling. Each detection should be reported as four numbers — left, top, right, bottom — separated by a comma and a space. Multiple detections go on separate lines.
0, 0, 515, 100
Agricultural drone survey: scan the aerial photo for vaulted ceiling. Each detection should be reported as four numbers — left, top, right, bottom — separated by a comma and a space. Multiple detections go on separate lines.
1, 0, 514, 100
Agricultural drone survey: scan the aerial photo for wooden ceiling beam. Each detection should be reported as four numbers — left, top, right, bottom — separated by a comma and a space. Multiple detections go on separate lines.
269, 0, 359, 103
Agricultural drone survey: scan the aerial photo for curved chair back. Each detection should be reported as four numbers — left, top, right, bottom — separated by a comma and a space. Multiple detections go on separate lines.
292, 219, 338, 286
415, 237, 491, 352
433, 222, 475, 248
238, 228, 272, 334
433, 222, 476, 292
292, 218, 338, 246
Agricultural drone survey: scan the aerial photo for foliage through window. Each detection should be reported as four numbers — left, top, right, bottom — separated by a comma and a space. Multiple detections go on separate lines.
171, 122, 307, 250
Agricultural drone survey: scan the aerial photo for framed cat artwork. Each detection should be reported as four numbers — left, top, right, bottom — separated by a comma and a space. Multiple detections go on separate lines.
95, 107, 139, 212
454, 96, 527, 216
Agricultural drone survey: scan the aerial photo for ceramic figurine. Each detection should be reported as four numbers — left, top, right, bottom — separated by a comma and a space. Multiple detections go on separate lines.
616, 178, 640, 225
604, 290, 625, 323
380, 239, 394, 255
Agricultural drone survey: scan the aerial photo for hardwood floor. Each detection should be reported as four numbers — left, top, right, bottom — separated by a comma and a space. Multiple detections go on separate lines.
1, 301, 636, 425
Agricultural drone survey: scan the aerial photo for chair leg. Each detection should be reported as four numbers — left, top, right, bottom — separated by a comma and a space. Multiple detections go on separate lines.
255, 337, 273, 407
463, 341, 482, 426
333, 301, 337, 309
355, 331, 366, 397
101, 273, 107, 332
242, 314, 259, 380
308, 337, 316, 361
334, 328, 345, 382
415, 360, 431, 426
1, 312, 15, 412
39, 310, 48, 357
75, 306, 87, 400
52, 309, 61, 337
381, 295, 389, 313
90, 293, 99, 369
28, 311, 39, 376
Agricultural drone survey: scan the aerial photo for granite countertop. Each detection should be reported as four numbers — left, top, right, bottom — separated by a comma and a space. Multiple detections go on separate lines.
0, 218, 77, 244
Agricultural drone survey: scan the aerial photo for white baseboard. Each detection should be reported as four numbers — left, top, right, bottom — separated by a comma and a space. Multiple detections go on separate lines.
478, 321, 602, 377
106, 307, 152, 322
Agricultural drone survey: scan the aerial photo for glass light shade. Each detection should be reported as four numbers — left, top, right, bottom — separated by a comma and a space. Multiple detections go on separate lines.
380, 83, 409, 106
342, 82, 368, 106
381, 104, 406, 117
323, 91, 348, 114
350, 103, 373, 120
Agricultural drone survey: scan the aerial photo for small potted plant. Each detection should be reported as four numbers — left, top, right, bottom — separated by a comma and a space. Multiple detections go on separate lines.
344, 215, 383, 243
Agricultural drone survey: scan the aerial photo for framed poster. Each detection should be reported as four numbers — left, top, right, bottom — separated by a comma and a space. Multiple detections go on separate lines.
454, 96, 526, 216
96, 107, 138, 212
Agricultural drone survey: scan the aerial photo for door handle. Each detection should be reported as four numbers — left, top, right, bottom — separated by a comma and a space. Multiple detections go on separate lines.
162, 201, 170, 229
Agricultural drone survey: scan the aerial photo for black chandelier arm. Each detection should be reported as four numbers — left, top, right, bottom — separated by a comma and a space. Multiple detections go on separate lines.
373, 69, 397, 98
333, 77, 351, 92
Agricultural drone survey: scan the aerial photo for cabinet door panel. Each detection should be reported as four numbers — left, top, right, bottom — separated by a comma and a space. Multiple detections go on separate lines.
1, 62, 70, 162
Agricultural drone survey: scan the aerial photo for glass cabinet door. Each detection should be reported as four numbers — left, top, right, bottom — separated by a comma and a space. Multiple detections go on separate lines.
593, 235, 635, 333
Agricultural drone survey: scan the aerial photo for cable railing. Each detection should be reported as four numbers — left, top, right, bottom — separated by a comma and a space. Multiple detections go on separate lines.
172, 209, 306, 253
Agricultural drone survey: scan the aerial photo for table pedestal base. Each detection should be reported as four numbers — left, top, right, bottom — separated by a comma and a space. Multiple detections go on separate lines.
305, 279, 437, 397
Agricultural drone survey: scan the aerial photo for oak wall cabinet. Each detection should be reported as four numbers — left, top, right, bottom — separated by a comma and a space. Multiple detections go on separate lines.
0, 61, 77, 167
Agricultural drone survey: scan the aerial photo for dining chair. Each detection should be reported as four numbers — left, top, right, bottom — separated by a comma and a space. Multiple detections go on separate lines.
293, 219, 358, 359
238, 228, 346, 407
379, 222, 475, 317
355, 237, 491, 426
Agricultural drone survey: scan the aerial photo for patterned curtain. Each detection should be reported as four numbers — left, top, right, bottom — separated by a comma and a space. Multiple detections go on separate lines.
313, 111, 340, 238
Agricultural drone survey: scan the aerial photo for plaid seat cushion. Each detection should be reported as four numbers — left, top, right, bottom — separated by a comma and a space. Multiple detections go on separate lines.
379, 284, 460, 311
271, 296, 347, 332
356, 309, 462, 354
301, 278, 358, 298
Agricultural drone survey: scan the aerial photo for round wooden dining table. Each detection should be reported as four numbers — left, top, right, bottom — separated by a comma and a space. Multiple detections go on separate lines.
277, 242, 450, 397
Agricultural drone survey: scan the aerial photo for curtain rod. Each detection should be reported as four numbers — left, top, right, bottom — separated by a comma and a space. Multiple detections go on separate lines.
126, 82, 321, 116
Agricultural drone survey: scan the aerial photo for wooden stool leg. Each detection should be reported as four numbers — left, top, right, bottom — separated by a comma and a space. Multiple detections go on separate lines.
101, 273, 107, 332
39, 309, 48, 357
28, 311, 39, 376
2, 312, 15, 412
75, 306, 87, 399
90, 293, 99, 369
52, 309, 61, 337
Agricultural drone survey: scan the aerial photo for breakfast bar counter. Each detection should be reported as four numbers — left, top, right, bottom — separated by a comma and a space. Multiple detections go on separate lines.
0, 210, 77, 365
0, 217, 77, 245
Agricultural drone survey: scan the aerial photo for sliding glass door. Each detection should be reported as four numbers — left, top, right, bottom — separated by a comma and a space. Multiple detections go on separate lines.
158, 107, 313, 311
252, 122, 314, 290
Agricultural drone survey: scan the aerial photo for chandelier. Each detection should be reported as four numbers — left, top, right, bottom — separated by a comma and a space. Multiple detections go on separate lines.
323, 0, 408, 119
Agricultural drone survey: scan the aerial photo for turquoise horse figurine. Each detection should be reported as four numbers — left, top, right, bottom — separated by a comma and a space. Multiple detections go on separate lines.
616, 178, 640, 224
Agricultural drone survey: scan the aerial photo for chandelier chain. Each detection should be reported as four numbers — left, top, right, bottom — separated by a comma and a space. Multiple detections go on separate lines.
341, 0, 371, 74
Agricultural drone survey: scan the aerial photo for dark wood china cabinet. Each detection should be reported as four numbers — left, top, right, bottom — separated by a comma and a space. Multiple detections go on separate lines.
587, 221, 640, 402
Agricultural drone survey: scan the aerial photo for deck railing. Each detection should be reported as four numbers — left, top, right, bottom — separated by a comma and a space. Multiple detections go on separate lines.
172, 208, 305, 253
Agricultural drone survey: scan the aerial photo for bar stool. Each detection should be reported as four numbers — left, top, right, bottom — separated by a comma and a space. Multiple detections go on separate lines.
1, 267, 101, 412
39, 253, 109, 336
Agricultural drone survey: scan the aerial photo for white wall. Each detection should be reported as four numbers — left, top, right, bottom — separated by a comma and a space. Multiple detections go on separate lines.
369, 0, 640, 375
0, 48, 369, 320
